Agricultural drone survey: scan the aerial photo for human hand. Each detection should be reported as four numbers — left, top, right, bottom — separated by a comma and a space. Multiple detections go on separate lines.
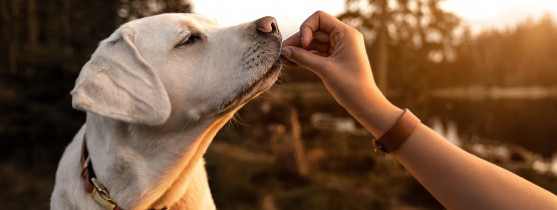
281, 11, 401, 137
281, 11, 378, 112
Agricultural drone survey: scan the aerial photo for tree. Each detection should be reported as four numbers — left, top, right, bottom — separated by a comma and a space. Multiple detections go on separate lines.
338, 0, 460, 94
435, 14, 557, 88
117, 0, 192, 23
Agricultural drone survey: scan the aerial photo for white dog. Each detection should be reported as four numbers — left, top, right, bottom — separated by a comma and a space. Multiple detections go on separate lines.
51, 13, 282, 209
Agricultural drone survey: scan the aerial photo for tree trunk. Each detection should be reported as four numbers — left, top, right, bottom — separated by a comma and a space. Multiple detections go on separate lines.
288, 107, 308, 176
376, 18, 389, 93
375, 0, 389, 93
2, 0, 22, 73
273, 107, 309, 177
26, 0, 38, 45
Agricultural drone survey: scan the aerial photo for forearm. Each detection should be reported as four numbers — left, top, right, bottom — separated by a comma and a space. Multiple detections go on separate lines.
349, 93, 557, 209
282, 10, 557, 209
396, 124, 557, 209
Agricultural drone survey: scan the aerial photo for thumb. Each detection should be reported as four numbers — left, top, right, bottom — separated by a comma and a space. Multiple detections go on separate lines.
281, 46, 326, 72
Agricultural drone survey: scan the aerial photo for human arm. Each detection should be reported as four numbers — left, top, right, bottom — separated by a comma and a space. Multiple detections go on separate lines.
281, 11, 557, 209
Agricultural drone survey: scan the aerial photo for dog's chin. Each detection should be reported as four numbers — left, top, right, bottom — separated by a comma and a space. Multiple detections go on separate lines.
209, 59, 282, 118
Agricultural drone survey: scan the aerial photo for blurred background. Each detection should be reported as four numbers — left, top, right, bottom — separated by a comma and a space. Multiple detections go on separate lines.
1, 0, 557, 209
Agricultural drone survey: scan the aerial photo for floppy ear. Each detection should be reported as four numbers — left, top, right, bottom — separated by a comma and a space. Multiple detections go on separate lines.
71, 29, 171, 125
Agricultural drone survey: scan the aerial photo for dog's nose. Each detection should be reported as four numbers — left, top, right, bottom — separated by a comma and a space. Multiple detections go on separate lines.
255, 16, 279, 36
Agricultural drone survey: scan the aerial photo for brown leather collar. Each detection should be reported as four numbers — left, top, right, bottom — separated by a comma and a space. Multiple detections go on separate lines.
81, 135, 121, 210
80, 134, 170, 210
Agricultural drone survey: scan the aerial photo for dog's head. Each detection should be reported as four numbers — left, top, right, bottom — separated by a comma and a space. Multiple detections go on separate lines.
71, 13, 282, 125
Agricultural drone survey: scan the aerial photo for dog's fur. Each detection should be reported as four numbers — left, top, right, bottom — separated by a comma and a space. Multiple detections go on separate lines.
51, 13, 281, 209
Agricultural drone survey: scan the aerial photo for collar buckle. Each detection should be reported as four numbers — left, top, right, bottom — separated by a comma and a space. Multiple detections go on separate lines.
91, 177, 117, 210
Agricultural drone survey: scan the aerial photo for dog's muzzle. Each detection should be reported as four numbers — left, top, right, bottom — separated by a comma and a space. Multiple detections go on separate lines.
209, 17, 282, 119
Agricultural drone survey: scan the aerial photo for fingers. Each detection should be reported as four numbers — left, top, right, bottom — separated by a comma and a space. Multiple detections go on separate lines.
281, 37, 330, 68
299, 11, 343, 48
281, 46, 326, 73
280, 11, 343, 71
311, 31, 331, 44
282, 32, 301, 48
283, 31, 330, 48
308, 41, 331, 55
283, 31, 331, 58
283, 11, 340, 49
280, 55, 299, 68
281, 31, 331, 67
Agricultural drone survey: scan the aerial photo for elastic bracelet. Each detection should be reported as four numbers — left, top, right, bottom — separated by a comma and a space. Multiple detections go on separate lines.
372, 109, 421, 156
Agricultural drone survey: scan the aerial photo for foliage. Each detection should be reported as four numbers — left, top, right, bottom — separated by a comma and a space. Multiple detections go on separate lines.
338, 0, 461, 94
432, 14, 557, 88
340, 0, 460, 56
117, 0, 192, 23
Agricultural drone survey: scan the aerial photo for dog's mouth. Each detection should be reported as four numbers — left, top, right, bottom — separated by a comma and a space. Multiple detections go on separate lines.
203, 20, 283, 120
210, 55, 282, 118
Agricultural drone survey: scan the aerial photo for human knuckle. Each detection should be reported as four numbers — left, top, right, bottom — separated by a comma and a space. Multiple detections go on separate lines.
314, 10, 326, 16
346, 28, 363, 39
347, 26, 361, 35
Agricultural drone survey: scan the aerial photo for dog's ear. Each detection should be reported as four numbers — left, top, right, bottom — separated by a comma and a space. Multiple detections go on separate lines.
71, 29, 171, 125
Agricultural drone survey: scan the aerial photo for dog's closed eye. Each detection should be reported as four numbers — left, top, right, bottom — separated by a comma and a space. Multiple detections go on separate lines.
176, 33, 203, 48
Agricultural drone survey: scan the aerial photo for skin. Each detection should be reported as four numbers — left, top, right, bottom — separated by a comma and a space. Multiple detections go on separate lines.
281, 10, 557, 210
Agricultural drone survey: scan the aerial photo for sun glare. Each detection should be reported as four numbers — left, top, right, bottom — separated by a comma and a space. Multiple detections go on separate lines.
191, 0, 345, 39
191, 0, 557, 37
441, 0, 501, 20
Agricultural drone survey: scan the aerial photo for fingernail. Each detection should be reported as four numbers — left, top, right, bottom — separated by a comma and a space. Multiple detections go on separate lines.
281, 47, 291, 58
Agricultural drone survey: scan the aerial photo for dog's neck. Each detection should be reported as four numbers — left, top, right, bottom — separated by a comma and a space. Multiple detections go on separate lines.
84, 112, 233, 209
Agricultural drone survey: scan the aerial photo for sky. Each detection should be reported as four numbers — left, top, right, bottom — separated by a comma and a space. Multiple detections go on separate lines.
191, 0, 557, 38
441, 0, 557, 33
190, 0, 344, 38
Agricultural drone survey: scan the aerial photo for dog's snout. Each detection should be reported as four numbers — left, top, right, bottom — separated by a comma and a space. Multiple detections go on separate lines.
256, 16, 279, 36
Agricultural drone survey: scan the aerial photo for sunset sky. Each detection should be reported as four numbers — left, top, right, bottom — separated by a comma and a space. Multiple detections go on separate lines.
191, 0, 557, 38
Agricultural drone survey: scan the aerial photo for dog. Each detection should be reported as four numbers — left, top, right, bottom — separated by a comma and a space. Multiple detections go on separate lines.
51, 13, 282, 209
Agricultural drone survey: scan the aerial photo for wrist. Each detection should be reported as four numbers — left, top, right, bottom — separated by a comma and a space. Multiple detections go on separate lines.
348, 89, 403, 138
372, 109, 421, 156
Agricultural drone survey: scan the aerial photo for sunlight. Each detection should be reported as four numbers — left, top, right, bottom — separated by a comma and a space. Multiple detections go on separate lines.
441, 0, 557, 33
443, 0, 557, 17
441, 0, 501, 20
191, 0, 345, 39
191, 0, 557, 37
